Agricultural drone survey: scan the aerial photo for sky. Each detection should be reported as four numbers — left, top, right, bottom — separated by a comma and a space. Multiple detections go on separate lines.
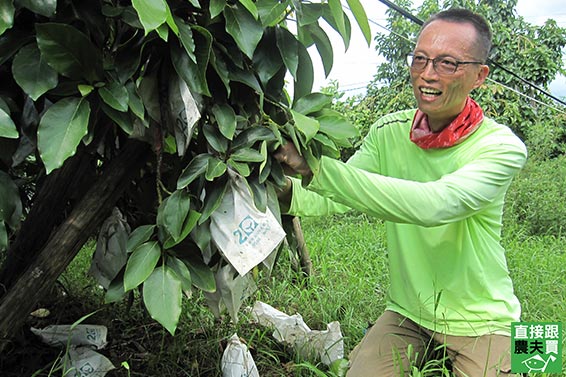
309, 0, 566, 99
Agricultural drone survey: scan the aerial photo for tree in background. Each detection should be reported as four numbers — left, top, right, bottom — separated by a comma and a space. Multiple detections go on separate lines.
341, 0, 566, 160
0, 0, 366, 347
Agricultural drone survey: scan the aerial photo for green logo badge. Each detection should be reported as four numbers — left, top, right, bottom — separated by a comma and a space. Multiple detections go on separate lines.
511, 322, 563, 373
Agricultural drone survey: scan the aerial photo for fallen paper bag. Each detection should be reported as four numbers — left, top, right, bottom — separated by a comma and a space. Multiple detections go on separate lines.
31, 324, 108, 349
210, 171, 286, 276
221, 333, 260, 377
65, 346, 116, 377
250, 301, 344, 366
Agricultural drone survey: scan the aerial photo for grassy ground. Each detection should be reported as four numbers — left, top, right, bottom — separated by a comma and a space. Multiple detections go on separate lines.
9, 209, 564, 377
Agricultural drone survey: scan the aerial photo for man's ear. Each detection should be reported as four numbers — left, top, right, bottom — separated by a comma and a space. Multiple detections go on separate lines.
473, 64, 490, 89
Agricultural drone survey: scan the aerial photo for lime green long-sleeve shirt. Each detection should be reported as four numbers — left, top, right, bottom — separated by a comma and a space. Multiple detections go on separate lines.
288, 109, 527, 336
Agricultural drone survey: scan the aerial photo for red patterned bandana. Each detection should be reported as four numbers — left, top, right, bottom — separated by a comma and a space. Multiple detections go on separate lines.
410, 97, 484, 149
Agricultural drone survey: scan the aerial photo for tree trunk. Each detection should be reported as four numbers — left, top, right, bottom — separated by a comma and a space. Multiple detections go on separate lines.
0, 147, 95, 294
0, 140, 150, 352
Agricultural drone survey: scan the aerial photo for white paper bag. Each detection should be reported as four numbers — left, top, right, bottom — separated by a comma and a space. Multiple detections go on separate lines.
221, 333, 260, 377
211, 173, 286, 276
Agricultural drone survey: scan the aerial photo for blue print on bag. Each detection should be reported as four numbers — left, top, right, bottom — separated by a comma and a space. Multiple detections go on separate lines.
233, 215, 259, 245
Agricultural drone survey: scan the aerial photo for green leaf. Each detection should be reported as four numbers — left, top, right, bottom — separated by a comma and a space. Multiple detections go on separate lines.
248, 177, 267, 212
257, 0, 287, 27
227, 159, 251, 177
174, 17, 196, 64
231, 126, 277, 150
18, 0, 56, 17
328, 0, 349, 49
35, 23, 103, 82
163, 210, 201, 249
166, 256, 192, 292
306, 23, 333, 77
205, 157, 227, 181
317, 109, 359, 140
124, 240, 161, 291
203, 123, 228, 153
38, 97, 91, 174
230, 147, 265, 163
291, 109, 319, 143
297, 3, 323, 27
293, 42, 314, 101
127, 224, 156, 253
157, 190, 191, 243
12, 43, 58, 100
209, 0, 225, 19
132, 0, 168, 34
0, 0, 14, 36
143, 266, 182, 335
276, 27, 299, 79
177, 154, 212, 189
126, 81, 145, 120
346, 0, 371, 46
253, 31, 283, 85
212, 104, 236, 140
78, 84, 94, 97
184, 258, 216, 292
238, 0, 258, 20
98, 82, 129, 112
171, 29, 211, 97
0, 107, 17, 139
293, 92, 332, 115
104, 274, 126, 304
224, 4, 263, 59
199, 179, 229, 224
101, 103, 133, 135
0, 222, 6, 252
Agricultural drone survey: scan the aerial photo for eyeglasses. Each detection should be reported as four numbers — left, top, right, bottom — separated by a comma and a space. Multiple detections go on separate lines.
406, 53, 484, 75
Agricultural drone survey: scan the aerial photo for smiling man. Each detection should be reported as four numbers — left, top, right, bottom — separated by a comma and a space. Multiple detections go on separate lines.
274, 8, 527, 377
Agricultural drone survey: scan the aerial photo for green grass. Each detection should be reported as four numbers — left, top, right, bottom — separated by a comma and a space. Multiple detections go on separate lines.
27, 188, 565, 376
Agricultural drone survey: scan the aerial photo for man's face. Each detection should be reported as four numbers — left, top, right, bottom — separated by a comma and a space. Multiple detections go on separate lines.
410, 20, 489, 131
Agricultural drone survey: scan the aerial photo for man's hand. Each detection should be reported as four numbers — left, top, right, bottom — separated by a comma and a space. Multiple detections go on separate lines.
273, 141, 312, 179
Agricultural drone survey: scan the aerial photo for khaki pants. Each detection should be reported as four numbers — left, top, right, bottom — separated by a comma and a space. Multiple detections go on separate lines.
347, 311, 516, 377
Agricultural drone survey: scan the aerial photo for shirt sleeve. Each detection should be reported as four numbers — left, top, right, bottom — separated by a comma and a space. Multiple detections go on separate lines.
302, 138, 527, 227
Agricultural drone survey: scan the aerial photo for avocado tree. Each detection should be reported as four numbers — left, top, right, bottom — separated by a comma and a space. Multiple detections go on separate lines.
0, 0, 367, 348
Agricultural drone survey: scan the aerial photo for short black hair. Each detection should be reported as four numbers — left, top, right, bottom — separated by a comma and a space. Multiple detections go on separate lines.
420, 8, 492, 62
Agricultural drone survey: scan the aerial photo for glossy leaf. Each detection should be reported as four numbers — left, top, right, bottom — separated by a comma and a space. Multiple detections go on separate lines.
257, 0, 287, 27
212, 103, 236, 140
171, 27, 211, 97
35, 23, 103, 82
210, 0, 225, 19
157, 190, 191, 243
328, 0, 349, 49
38, 97, 91, 174
101, 103, 134, 135
18, 0, 56, 17
238, 0, 258, 20
230, 147, 265, 163
205, 157, 227, 181
305, 22, 333, 77
346, 0, 371, 46
12, 43, 58, 100
199, 179, 229, 225
227, 159, 251, 177
232, 126, 277, 150
224, 4, 263, 59
98, 82, 129, 112
163, 210, 201, 249
124, 240, 161, 291
291, 109, 319, 143
174, 17, 196, 64
317, 109, 360, 140
177, 154, 213, 189
166, 256, 192, 292
203, 123, 228, 153
276, 27, 299, 79
127, 225, 156, 253
0, 108, 17, 139
0, 0, 14, 36
143, 266, 182, 335
132, 0, 168, 34
126, 81, 145, 120
184, 257, 216, 293
293, 92, 332, 115
293, 42, 314, 101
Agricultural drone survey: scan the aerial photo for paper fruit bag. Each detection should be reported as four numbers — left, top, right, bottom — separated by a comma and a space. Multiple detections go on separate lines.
210, 173, 286, 276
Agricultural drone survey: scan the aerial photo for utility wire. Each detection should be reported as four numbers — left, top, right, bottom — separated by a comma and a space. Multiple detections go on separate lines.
376, 0, 566, 108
